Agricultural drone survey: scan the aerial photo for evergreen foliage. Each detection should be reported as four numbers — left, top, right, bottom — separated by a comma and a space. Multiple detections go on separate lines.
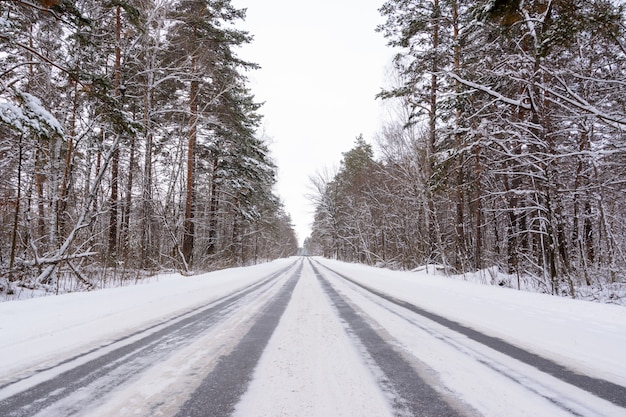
0, 0, 297, 294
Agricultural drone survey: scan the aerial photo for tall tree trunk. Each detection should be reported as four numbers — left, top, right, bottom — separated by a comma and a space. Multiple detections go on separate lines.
26, 21, 46, 251
9, 136, 23, 281
107, 5, 122, 263
206, 157, 219, 256
35, 147, 46, 244
231, 195, 241, 264
425, 0, 440, 264
474, 143, 483, 270
121, 134, 135, 262
452, 0, 465, 270
182, 57, 198, 267
59, 79, 79, 239
503, 174, 519, 275
141, 90, 154, 268
584, 201, 594, 264
572, 126, 593, 284
108, 146, 120, 263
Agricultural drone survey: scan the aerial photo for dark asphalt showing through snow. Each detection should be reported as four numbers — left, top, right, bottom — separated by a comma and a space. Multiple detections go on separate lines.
0, 262, 296, 417
316, 260, 626, 410
311, 260, 466, 417
5, 257, 622, 417
173, 261, 303, 417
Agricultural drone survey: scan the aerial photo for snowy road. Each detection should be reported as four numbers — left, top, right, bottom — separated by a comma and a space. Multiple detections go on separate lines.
0, 257, 625, 416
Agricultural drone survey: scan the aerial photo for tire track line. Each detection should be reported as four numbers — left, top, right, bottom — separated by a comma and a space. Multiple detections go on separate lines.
0, 261, 299, 417
310, 260, 467, 417
315, 260, 626, 410
174, 261, 303, 417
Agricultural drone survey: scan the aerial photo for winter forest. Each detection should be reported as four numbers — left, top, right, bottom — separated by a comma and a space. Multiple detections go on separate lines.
306, 0, 626, 301
2, 0, 626, 304
1, 0, 298, 296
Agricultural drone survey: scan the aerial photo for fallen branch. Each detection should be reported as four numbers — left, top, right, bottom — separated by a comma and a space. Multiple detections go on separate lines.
35, 135, 122, 285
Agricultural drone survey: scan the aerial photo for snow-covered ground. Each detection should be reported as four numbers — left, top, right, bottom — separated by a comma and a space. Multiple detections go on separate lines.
0, 259, 294, 386
316, 258, 626, 388
234, 260, 393, 417
315, 258, 626, 416
1, 257, 624, 416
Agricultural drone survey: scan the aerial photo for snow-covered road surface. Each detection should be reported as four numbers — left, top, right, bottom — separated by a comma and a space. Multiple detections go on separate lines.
0, 257, 624, 416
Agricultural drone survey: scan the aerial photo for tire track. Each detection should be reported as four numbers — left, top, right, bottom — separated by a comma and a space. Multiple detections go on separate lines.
174, 261, 303, 417
0, 261, 298, 417
310, 260, 467, 417
315, 259, 626, 411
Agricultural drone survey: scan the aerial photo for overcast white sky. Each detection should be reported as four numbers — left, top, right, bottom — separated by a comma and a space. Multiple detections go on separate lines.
232, 0, 394, 245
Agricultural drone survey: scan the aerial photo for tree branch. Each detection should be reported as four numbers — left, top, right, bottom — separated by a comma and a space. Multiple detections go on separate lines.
446, 72, 531, 110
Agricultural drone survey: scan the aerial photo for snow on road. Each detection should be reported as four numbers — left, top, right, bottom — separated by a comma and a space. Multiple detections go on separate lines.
234, 261, 393, 417
315, 258, 626, 388
316, 259, 625, 416
0, 258, 294, 386
1, 256, 625, 416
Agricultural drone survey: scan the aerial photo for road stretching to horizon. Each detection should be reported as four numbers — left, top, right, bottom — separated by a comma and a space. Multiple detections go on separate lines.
0, 258, 624, 417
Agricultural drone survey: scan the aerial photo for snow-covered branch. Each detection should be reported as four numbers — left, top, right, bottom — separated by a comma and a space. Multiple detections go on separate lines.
446, 72, 531, 110
35, 135, 122, 285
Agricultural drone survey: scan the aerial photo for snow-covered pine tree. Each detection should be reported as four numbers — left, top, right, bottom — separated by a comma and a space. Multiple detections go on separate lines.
165, 0, 253, 269
310, 0, 626, 298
